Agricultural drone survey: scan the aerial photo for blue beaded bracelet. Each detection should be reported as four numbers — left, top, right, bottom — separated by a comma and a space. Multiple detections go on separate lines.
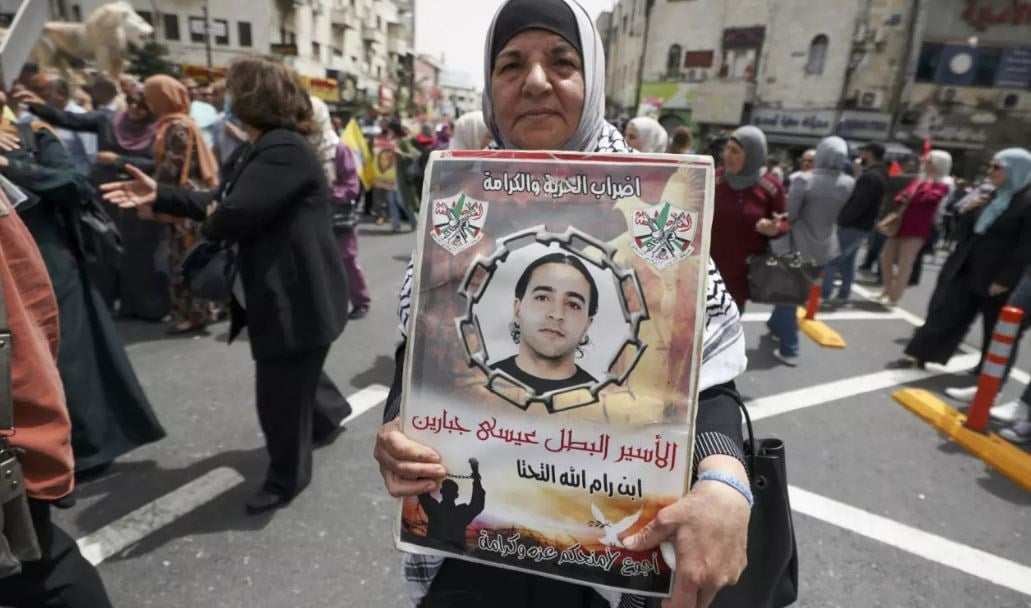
696, 470, 754, 508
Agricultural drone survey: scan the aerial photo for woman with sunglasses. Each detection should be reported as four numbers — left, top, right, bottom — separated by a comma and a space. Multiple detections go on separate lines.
892, 148, 1031, 369
15, 83, 171, 322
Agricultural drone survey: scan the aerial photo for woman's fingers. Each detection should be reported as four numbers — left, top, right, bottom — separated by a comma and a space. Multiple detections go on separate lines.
374, 419, 446, 498
99, 180, 130, 193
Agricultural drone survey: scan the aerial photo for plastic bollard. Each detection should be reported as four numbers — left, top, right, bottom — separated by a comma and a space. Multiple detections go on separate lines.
804, 274, 823, 321
966, 306, 1024, 433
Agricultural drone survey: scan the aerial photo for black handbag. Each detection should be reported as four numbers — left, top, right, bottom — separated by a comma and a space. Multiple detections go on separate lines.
0, 253, 42, 579
180, 240, 235, 301
710, 386, 799, 608
746, 250, 821, 305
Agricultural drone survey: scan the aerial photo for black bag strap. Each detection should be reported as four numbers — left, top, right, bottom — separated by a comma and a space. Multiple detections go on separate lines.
0, 256, 11, 433
15, 123, 38, 159
701, 384, 757, 484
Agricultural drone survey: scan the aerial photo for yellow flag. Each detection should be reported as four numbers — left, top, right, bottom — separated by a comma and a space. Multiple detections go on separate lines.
341, 119, 374, 190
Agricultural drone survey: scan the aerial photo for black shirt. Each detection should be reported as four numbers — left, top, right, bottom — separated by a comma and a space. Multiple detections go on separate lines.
489, 355, 596, 393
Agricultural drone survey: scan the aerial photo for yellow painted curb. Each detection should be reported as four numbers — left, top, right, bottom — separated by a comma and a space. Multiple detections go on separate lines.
798, 318, 847, 349
893, 388, 1031, 494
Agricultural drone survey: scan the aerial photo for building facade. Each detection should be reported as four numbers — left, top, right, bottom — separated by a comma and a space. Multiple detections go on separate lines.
602, 0, 648, 117
608, 0, 1030, 173
21, 0, 416, 115
895, 0, 1031, 175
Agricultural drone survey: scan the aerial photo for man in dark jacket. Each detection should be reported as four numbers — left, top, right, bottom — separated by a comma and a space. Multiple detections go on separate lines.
822, 142, 889, 301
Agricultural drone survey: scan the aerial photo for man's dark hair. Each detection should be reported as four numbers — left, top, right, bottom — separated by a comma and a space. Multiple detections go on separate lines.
862, 142, 886, 161
90, 75, 119, 106
514, 252, 599, 317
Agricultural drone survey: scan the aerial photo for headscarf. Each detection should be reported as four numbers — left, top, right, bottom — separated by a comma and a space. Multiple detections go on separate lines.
307, 96, 340, 185
925, 149, 953, 183
725, 125, 767, 190
482, 0, 609, 152
813, 135, 848, 172
975, 148, 1031, 235
144, 75, 218, 189
450, 111, 490, 150
112, 84, 156, 153
626, 117, 669, 153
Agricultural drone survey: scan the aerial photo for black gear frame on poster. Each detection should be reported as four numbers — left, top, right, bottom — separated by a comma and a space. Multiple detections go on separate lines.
456, 226, 650, 413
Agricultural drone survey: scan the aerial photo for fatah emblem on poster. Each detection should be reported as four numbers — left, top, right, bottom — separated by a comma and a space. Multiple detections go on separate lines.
397, 150, 715, 598
431, 193, 489, 254
630, 202, 697, 269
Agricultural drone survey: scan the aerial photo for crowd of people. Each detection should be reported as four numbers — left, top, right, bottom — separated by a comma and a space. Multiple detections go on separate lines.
1, 0, 1029, 605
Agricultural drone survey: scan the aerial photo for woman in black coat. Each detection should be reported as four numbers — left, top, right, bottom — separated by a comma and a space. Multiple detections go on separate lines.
101, 56, 352, 514
892, 148, 1031, 369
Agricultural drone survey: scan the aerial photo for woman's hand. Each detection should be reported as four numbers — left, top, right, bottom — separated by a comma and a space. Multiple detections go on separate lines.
755, 218, 781, 237
623, 455, 750, 608
100, 164, 157, 208
96, 151, 119, 166
0, 130, 20, 152
959, 193, 990, 214
988, 283, 1010, 297
374, 418, 447, 497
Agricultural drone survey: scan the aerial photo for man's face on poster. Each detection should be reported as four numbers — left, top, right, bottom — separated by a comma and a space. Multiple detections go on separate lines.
513, 263, 593, 364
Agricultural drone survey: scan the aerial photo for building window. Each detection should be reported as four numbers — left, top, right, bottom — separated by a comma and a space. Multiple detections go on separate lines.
973, 47, 1002, 87
683, 50, 714, 68
312, 41, 321, 56
666, 44, 682, 79
622, 15, 628, 33
70, 4, 80, 21
137, 10, 153, 26
163, 14, 180, 41
916, 43, 943, 82
806, 34, 828, 75
55, 0, 66, 20
213, 19, 229, 45
238, 21, 252, 47
189, 17, 206, 43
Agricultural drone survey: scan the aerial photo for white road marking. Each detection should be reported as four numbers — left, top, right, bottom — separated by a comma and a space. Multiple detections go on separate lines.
74, 386, 388, 566
740, 310, 907, 322
342, 384, 389, 425
789, 485, 1031, 597
747, 353, 981, 421
77, 467, 245, 566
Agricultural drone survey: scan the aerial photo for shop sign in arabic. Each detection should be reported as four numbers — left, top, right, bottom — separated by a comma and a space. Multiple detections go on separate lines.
837, 111, 893, 140
751, 109, 836, 136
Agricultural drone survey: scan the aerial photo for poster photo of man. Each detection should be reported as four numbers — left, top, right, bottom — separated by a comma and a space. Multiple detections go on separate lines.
472, 243, 635, 398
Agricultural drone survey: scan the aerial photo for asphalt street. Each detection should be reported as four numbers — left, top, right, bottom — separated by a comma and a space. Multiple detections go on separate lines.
24, 229, 1031, 607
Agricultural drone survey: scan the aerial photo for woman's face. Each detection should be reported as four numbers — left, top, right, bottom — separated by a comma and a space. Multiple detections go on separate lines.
625, 124, 641, 151
722, 139, 746, 174
490, 29, 585, 150
988, 159, 1008, 188
923, 161, 939, 181
127, 94, 150, 122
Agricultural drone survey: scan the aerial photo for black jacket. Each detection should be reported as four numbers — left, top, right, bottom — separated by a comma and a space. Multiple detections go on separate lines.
154, 128, 348, 360
940, 186, 1031, 295
837, 162, 888, 230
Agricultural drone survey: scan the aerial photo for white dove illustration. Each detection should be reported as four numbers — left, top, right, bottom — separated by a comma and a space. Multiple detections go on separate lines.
591, 503, 642, 548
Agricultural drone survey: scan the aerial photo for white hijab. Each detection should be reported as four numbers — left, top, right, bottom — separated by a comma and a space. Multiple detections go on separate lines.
481, 0, 607, 152
627, 116, 669, 153
450, 111, 490, 151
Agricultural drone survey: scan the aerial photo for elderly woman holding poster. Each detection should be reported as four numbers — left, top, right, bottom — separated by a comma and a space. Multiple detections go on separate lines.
373, 1, 753, 607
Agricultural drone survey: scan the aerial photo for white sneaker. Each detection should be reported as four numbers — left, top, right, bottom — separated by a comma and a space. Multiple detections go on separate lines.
998, 419, 1031, 444
944, 386, 978, 403
989, 400, 1031, 424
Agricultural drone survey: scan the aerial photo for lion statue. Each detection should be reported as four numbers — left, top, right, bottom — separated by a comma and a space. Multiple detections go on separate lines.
29, 2, 154, 78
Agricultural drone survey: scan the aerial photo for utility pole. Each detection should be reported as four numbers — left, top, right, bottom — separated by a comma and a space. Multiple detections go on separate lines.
633, 0, 655, 116
202, 0, 213, 82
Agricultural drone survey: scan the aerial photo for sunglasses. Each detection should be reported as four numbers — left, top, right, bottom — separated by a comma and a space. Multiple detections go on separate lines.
988, 162, 1005, 172
127, 97, 147, 109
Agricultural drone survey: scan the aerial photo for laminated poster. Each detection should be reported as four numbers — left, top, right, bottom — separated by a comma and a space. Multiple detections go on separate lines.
396, 149, 715, 596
